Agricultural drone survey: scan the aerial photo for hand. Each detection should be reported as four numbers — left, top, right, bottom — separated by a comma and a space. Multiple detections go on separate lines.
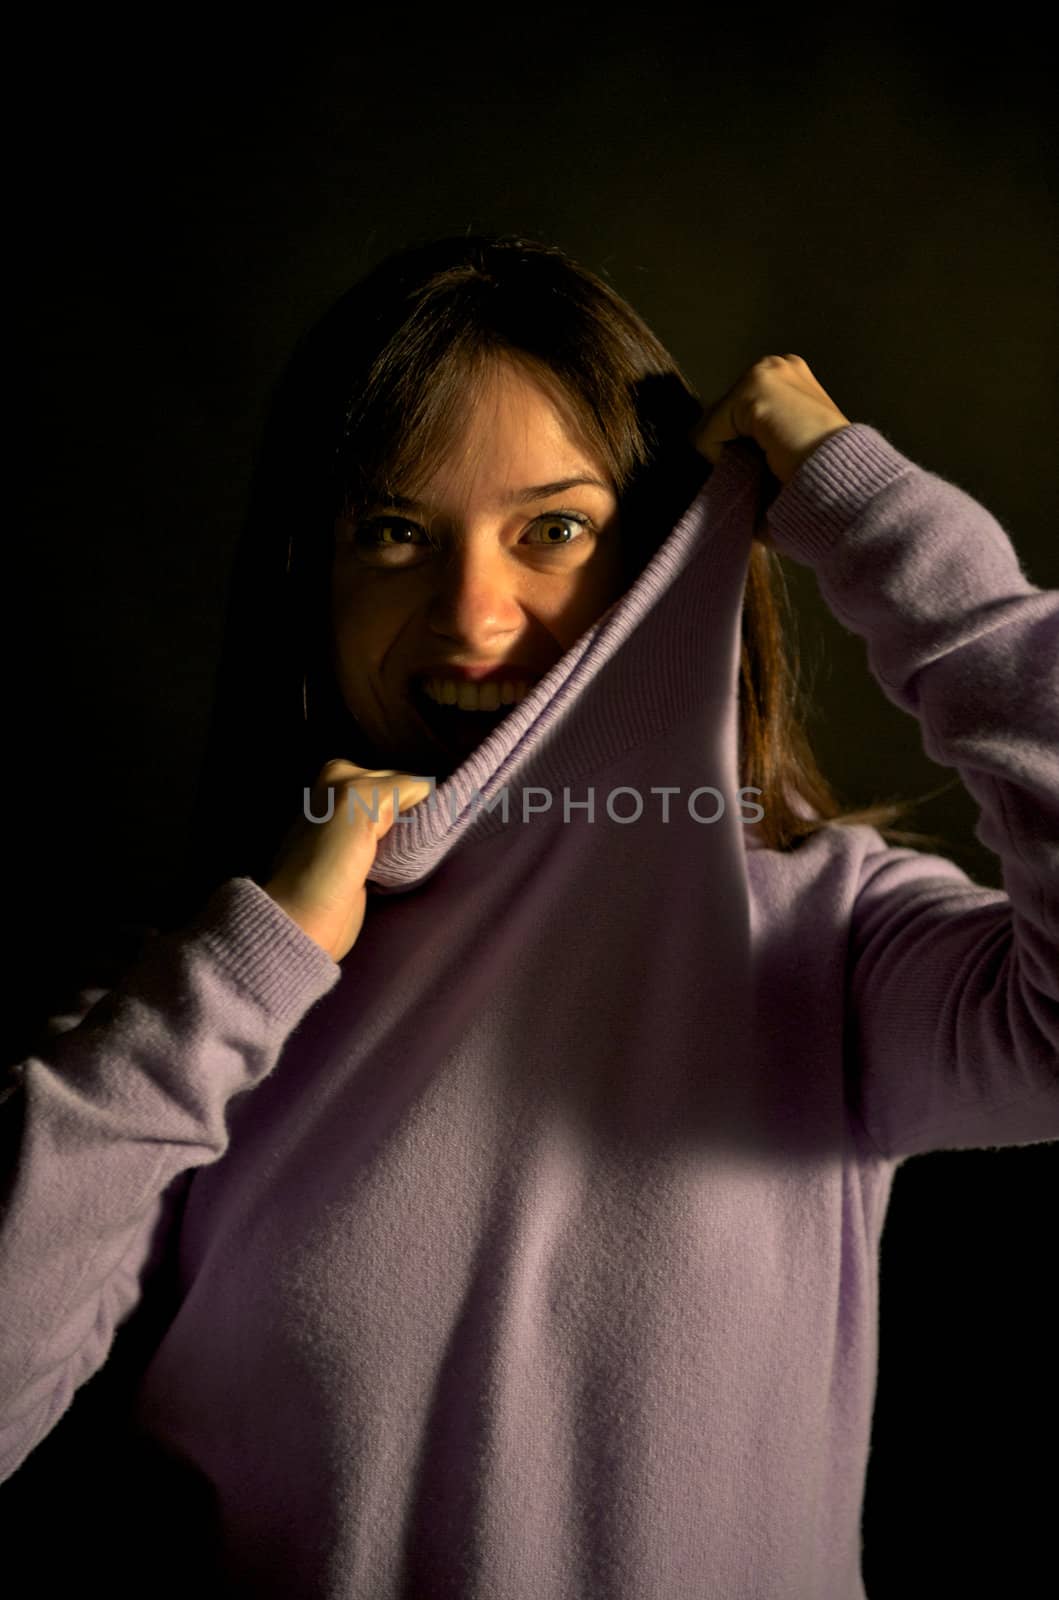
690, 355, 853, 542
261, 761, 435, 962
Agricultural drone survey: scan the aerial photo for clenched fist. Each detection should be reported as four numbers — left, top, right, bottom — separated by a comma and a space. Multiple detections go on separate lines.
690, 354, 853, 533
262, 761, 435, 962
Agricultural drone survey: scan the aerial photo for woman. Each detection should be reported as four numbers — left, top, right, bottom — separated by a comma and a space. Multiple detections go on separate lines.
2, 234, 1056, 1598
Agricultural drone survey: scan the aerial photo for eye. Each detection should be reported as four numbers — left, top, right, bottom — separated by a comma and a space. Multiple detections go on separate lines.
351, 517, 433, 560
344, 509, 596, 563
522, 512, 594, 547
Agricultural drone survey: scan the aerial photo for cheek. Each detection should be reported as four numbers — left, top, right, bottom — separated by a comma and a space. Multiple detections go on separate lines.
332, 579, 391, 657
567, 549, 627, 622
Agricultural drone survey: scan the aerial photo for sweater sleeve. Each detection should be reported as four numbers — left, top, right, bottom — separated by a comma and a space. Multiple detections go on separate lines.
0, 874, 341, 1482
763, 423, 1059, 1162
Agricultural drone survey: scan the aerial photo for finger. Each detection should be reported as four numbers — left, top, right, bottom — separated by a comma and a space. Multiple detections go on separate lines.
321, 762, 401, 777
690, 402, 748, 465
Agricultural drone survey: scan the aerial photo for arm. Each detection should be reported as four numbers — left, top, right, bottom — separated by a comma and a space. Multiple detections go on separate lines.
765, 422, 1059, 1159
0, 874, 341, 1481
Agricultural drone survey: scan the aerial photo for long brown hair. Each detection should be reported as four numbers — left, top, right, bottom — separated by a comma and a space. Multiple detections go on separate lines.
166, 232, 940, 930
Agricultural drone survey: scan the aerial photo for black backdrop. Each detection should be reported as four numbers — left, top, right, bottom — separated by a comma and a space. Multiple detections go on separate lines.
8, 8, 1058, 1594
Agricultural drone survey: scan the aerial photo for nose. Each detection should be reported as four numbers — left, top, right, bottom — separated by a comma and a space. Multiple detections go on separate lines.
426, 540, 524, 648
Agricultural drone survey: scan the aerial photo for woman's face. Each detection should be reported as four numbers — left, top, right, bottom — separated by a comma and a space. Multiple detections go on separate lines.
329, 360, 625, 782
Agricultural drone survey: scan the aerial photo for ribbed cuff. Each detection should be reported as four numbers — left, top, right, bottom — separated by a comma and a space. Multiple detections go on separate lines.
765, 424, 916, 562
179, 875, 342, 1024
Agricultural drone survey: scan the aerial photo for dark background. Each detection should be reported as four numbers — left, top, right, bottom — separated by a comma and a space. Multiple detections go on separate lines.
9, 8, 1057, 1593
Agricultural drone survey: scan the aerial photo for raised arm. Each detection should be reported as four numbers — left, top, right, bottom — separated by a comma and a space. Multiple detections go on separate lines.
762, 412, 1058, 1158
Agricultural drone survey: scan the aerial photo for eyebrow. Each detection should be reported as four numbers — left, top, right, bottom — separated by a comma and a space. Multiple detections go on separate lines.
370, 476, 612, 512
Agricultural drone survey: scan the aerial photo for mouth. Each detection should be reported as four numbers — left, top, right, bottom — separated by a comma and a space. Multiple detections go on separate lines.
409, 681, 520, 744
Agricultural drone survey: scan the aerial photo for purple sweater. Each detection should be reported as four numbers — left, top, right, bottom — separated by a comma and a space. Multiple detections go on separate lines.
2, 426, 1057, 1597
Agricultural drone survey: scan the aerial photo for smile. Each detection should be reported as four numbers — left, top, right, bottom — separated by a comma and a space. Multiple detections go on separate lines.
410, 681, 514, 739
415, 668, 540, 707
419, 676, 536, 711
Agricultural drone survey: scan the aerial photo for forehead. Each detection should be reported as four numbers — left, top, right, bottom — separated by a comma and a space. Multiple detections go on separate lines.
421, 360, 603, 484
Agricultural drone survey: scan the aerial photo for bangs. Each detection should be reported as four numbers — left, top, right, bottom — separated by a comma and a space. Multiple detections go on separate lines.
334, 280, 650, 521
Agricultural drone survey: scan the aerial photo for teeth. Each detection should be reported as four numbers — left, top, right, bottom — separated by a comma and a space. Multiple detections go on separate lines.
422, 678, 535, 710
